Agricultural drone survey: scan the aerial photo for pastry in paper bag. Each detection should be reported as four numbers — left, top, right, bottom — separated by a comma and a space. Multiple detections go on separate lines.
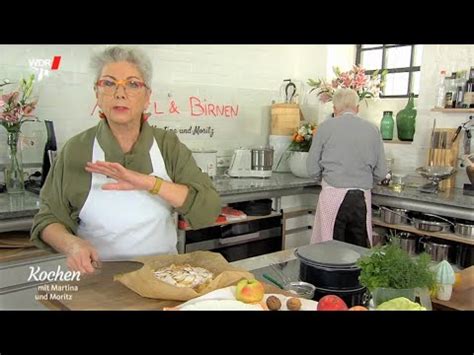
113, 251, 254, 301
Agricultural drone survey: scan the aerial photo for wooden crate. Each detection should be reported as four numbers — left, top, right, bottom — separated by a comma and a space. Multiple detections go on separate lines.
271, 103, 302, 135
427, 128, 459, 190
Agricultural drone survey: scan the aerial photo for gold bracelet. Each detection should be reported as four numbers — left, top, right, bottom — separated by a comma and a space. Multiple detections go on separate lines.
149, 176, 163, 195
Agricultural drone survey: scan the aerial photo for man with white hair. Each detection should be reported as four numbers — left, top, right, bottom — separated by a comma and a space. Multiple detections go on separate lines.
307, 88, 387, 247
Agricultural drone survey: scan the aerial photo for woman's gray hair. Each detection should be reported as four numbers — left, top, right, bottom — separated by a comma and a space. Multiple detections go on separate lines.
90, 46, 153, 86
332, 88, 359, 111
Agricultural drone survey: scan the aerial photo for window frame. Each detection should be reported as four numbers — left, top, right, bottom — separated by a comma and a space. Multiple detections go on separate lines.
356, 44, 421, 98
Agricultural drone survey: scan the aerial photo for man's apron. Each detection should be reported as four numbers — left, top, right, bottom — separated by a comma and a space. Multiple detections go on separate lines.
77, 137, 177, 260
311, 180, 372, 246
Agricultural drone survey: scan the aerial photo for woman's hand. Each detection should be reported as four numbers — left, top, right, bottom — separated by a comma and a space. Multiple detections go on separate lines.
85, 161, 155, 191
64, 236, 100, 274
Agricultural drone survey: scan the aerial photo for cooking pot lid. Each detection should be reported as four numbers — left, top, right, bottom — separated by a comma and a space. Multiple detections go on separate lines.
296, 243, 361, 267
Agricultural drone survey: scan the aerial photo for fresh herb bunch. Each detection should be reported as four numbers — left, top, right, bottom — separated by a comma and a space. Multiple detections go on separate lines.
357, 243, 436, 291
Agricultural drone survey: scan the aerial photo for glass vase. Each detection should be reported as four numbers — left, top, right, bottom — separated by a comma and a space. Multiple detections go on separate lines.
380, 111, 395, 140
396, 93, 417, 141
5, 131, 25, 194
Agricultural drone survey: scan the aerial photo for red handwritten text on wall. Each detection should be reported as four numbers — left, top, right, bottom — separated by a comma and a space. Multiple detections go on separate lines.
189, 96, 239, 118
92, 96, 239, 119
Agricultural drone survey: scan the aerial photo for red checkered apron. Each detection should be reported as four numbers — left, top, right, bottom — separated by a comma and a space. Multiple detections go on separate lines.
311, 180, 373, 246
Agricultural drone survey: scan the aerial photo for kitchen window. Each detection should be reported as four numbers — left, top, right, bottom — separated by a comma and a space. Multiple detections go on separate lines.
356, 45, 422, 98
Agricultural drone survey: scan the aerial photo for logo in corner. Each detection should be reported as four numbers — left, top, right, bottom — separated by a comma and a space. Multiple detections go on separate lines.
28, 56, 62, 81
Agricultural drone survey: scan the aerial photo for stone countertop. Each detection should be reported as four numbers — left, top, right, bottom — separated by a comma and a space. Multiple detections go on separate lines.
214, 173, 473, 211
372, 185, 474, 211
1, 173, 473, 221
0, 191, 41, 220
230, 247, 298, 271
212, 173, 317, 196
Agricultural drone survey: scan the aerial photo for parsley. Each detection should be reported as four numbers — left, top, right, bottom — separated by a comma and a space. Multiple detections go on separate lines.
357, 244, 436, 291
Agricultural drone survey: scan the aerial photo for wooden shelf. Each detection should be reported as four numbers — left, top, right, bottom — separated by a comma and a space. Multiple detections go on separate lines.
383, 140, 413, 144
431, 108, 474, 113
372, 217, 474, 246
181, 211, 282, 231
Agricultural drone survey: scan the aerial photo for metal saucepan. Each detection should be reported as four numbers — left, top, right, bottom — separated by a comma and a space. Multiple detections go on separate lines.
456, 244, 474, 268
419, 237, 454, 262
387, 232, 419, 256
453, 219, 474, 239
372, 231, 388, 247
409, 212, 454, 233
379, 206, 410, 225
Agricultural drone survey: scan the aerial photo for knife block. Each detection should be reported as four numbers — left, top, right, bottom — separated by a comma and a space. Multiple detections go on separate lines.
427, 128, 459, 190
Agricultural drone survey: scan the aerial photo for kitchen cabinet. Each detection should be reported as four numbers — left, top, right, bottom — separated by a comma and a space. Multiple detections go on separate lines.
179, 208, 283, 262
0, 253, 67, 310
0, 284, 48, 310
281, 205, 314, 249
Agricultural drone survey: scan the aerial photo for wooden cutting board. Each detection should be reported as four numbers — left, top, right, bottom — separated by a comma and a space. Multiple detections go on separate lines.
427, 128, 459, 190
39, 261, 289, 310
0, 231, 35, 249
0, 248, 50, 263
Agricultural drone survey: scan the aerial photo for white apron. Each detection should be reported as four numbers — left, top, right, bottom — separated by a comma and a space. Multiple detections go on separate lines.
77, 137, 177, 260
311, 180, 372, 246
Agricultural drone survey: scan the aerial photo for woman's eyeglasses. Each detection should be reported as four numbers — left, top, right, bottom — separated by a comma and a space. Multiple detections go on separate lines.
95, 79, 148, 97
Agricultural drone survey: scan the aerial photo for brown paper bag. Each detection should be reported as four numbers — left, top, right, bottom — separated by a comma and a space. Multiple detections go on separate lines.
114, 251, 254, 301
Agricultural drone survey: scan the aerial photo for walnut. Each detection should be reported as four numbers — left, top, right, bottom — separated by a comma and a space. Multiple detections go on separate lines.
286, 297, 302, 311
266, 296, 282, 311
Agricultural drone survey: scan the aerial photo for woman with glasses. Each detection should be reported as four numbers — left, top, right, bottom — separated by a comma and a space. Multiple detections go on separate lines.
31, 46, 221, 274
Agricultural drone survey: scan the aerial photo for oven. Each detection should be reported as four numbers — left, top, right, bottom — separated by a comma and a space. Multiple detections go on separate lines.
184, 216, 282, 262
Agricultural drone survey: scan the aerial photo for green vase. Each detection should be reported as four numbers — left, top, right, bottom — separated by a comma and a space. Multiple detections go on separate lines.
396, 93, 417, 141
380, 111, 394, 140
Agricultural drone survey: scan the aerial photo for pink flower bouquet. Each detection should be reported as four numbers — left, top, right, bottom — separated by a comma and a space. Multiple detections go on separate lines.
308, 65, 387, 104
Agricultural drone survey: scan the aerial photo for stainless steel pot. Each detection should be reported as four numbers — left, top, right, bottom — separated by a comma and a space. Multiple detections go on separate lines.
251, 147, 274, 171
372, 231, 388, 247
410, 212, 454, 233
389, 232, 418, 256
420, 237, 452, 262
454, 221, 474, 239
371, 204, 381, 218
380, 206, 410, 225
456, 244, 474, 268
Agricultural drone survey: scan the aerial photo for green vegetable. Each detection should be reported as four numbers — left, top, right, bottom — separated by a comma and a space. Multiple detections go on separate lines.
376, 297, 426, 310
357, 244, 436, 291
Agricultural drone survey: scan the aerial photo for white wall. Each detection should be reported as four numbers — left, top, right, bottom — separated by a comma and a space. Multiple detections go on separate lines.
1, 44, 472, 188
0, 45, 327, 169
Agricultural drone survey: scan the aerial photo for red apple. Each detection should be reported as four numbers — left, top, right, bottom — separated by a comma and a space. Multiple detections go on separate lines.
235, 279, 265, 303
317, 295, 348, 311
